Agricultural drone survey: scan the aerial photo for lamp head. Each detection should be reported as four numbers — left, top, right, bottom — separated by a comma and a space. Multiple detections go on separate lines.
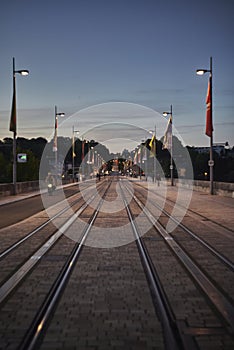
20, 70, 29, 76
163, 112, 168, 117
15, 69, 29, 76
196, 69, 208, 75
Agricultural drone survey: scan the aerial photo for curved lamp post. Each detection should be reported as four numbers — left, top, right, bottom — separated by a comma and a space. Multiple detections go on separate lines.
196, 57, 213, 195
10, 57, 29, 195
54, 106, 65, 178
72, 126, 79, 182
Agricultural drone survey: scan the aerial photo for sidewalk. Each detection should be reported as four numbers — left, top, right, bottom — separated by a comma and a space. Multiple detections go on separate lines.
138, 179, 234, 232
0, 182, 78, 207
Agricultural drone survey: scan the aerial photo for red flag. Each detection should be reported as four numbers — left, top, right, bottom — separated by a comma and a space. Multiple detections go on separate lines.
205, 78, 213, 137
9, 82, 17, 134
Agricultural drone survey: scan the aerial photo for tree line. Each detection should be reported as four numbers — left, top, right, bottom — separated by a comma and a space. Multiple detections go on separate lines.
0, 137, 112, 183
0, 136, 233, 183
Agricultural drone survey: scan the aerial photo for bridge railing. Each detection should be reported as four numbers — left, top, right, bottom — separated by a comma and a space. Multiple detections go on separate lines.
0, 179, 73, 197
0, 179, 233, 198
167, 178, 234, 198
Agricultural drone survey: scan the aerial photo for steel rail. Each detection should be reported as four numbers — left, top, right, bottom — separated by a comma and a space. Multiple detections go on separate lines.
122, 181, 234, 335
0, 181, 103, 260
126, 180, 234, 271
119, 181, 189, 350
17, 180, 112, 350
133, 180, 234, 234
0, 180, 107, 304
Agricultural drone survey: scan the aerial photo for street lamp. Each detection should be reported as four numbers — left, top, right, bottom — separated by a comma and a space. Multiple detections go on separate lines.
54, 106, 65, 178
196, 56, 214, 195
9, 57, 29, 195
163, 105, 173, 186
72, 126, 79, 182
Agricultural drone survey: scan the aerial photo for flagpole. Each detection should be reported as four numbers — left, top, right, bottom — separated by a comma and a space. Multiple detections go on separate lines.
163, 105, 173, 186
170, 105, 174, 186
54, 105, 58, 176
72, 126, 75, 182
140, 144, 142, 180
153, 125, 156, 182
72, 126, 79, 182
10, 58, 29, 195
54, 106, 65, 180
196, 56, 214, 195
12, 58, 17, 195
209, 57, 214, 195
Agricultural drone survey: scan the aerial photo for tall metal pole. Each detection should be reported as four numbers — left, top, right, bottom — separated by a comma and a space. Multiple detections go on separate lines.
170, 105, 174, 186
154, 125, 156, 183
209, 57, 214, 195
196, 57, 214, 195
72, 126, 75, 182
140, 144, 142, 180
12, 58, 17, 195
81, 137, 84, 180
10, 58, 29, 194
54, 105, 58, 176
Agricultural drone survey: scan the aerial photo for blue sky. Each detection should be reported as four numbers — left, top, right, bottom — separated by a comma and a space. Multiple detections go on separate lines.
0, 0, 233, 153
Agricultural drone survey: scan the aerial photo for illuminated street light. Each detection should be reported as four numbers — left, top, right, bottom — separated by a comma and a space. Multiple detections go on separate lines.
72, 126, 79, 182
196, 57, 214, 195
196, 69, 209, 76
15, 70, 29, 76
54, 106, 65, 178
10, 57, 29, 195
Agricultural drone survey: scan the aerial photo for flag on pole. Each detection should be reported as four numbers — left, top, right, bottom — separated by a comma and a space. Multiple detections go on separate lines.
162, 116, 172, 150
9, 82, 17, 134
133, 151, 137, 164
53, 118, 58, 152
87, 149, 91, 163
142, 146, 147, 161
149, 134, 156, 157
205, 77, 213, 137
137, 147, 141, 163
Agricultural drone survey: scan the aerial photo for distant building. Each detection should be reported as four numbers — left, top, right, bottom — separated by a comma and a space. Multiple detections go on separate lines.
194, 142, 231, 156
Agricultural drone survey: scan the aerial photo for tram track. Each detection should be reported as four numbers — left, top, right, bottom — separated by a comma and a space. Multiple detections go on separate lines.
130, 180, 234, 271
125, 180, 234, 311
0, 177, 233, 349
17, 179, 112, 350
118, 181, 188, 350
37, 177, 166, 350
120, 179, 234, 341
133, 181, 234, 236
0, 179, 108, 301
0, 180, 106, 288
0, 179, 112, 349
0, 181, 101, 261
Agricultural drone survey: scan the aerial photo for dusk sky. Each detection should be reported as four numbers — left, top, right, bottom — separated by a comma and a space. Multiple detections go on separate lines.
0, 0, 233, 153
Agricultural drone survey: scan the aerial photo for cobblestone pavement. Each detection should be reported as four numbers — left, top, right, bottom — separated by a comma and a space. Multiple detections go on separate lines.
0, 179, 233, 349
